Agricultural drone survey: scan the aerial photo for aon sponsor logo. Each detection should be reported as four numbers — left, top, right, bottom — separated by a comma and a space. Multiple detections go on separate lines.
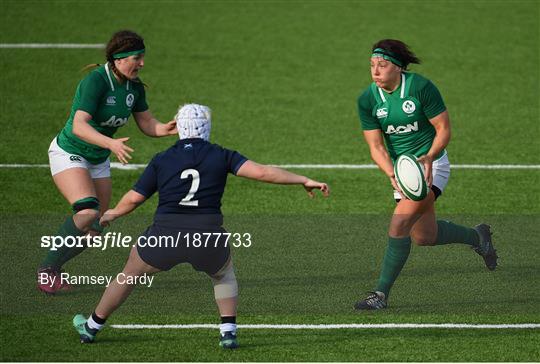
385, 121, 418, 135
101, 116, 128, 127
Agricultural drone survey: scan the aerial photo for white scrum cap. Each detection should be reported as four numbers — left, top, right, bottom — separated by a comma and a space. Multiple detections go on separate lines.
175, 103, 212, 141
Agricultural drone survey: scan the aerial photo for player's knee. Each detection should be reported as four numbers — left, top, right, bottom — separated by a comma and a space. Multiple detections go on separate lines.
72, 197, 100, 231
389, 214, 415, 236
389, 218, 413, 236
72, 197, 100, 214
209, 260, 238, 299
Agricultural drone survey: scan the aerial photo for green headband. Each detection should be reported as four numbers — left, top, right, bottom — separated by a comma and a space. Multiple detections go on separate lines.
371, 48, 403, 67
112, 49, 145, 59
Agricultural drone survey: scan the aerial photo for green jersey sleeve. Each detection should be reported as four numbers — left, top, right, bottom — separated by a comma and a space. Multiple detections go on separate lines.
77, 71, 108, 116
357, 88, 380, 130
132, 82, 149, 113
418, 79, 446, 119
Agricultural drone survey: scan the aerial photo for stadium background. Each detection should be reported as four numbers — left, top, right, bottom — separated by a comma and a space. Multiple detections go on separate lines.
1, 0, 539, 361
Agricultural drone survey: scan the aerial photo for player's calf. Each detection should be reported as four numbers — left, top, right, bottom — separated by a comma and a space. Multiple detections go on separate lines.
411, 235, 436, 246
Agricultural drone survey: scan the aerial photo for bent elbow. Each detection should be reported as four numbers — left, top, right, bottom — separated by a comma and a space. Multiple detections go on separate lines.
72, 123, 82, 138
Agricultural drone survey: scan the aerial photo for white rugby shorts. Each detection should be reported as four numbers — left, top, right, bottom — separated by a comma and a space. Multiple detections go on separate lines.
393, 151, 450, 200
48, 137, 110, 178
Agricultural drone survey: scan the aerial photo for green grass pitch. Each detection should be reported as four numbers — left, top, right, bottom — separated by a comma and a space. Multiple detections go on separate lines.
1, 0, 539, 361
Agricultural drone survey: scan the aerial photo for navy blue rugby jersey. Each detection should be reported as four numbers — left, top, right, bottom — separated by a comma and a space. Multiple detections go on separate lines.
133, 138, 247, 215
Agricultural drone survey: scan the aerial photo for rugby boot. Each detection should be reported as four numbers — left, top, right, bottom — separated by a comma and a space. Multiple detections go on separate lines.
473, 224, 498, 271
354, 291, 387, 310
219, 331, 239, 349
56, 269, 73, 291
73, 314, 97, 343
37, 267, 72, 294
37, 267, 61, 295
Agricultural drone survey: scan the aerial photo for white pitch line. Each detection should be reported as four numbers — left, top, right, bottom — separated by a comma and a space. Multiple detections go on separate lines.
0, 43, 105, 49
111, 323, 540, 330
1, 163, 539, 170
274, 164, 540, 170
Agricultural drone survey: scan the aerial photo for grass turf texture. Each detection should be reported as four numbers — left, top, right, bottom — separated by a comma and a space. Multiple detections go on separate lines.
1, 0, 539, 362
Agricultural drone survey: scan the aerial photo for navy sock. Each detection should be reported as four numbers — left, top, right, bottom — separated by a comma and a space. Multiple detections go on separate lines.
221, 316, 236, 324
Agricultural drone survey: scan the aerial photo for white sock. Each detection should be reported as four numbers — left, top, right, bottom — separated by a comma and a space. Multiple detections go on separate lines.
219, 323, 237, 336
87, 315, 105, 331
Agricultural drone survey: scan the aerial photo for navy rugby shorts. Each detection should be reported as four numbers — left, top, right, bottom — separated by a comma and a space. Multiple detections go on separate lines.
137, 216, 230, 275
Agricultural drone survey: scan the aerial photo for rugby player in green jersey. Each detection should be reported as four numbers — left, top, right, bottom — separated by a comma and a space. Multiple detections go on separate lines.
37, 30, 177, 294
354, 39, 498, 309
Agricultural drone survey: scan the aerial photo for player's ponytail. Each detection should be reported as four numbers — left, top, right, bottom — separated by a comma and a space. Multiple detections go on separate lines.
80, 63, 101, 73
372, 39, 421, 70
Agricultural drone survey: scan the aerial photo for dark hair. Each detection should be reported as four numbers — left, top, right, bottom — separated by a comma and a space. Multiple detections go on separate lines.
372, 39, 421, 70
82, 30, 145, 84
106, 30, 145, 82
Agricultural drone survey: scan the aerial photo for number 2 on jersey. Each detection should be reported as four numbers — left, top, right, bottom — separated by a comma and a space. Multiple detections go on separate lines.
179, 169, 200, 206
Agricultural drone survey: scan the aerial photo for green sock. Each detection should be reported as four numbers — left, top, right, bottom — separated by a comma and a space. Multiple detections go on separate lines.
56, 218, 105, 268
56, 244, 87, 269
435, 220, 479, 246
375, 236, 412, 298
40, 216, 84, 270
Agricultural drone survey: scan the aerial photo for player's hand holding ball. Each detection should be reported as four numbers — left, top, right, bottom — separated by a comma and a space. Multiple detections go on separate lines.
389, 174, 407, 199
416, 154, 433, 187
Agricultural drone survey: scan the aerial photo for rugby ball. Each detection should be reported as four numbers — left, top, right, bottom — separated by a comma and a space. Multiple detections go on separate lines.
394, 154, 427, 201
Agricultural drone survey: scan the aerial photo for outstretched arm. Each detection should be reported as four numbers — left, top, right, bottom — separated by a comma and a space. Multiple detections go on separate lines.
99, 190, 147, 226
236, 160, 330, 197
133, 110, 177, 137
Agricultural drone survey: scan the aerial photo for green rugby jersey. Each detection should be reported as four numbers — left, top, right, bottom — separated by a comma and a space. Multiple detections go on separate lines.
357, 72, 446, 161
57, 63, 148, 164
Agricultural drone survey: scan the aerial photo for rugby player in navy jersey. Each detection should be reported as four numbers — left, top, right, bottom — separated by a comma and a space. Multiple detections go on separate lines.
72, 104, 330, 349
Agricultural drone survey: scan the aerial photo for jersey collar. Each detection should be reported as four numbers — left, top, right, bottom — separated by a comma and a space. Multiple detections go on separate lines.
104, 62, 130, 92
377, 73, 406, 102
